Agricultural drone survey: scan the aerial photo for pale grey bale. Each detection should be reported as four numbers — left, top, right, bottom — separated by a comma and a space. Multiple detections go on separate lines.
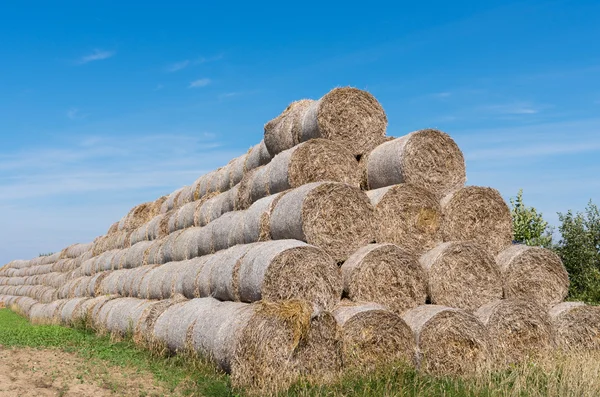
207, 192, 234, 223
105, 298, 153, 336
228, 211, 246, 247
160, 230, 185, 264
196, 195, 222, 226
144, 239, 165, 265
74, 276, 93, 297
146, 214, 164, 241
237, 240, 342, 310
195, 255, 221, 298
264, 100, 312, 156
171, 226, 213, 262
242, 193, 282, 244
123, 240, 154, 269
151, 300, 192, 351
196, 171, 215, 199
190, 300, 252, 372
138, 264, 161, 299
169, 259, 193, 296
63, 243, 93, 259
96, 250, 117, 272
209, 244, 257, 301
60, 297, 89, 325
74, 250, 94, 268
167, 210, 180, 234
81, 257, 97, 276
247, 167, 271, 207
129, 223, 149, 246
208, 167, 231, 194
110, 249, 127, 270
95, 298, 121, 330
128, 265, 156, 298
176, 185, 194, 208
74, 294, 118, 323
228, 155, 246, 187
144, 262, 182, 299
244, 140, 272, 172
211, 212, 245, 253
88, 271, 110, 297
174, 201, 197, 232
14, 296, 37, 317
98, 269, 125, 295
176, 257, 210, 298
160, 188, 184, 214
269, 181, 375, 262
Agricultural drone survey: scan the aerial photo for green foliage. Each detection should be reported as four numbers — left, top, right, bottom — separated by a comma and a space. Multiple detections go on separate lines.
510, 189, 553, 248
556, 201, 600, 303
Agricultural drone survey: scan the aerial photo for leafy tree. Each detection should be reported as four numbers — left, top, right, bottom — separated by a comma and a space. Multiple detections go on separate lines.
510, 189, 553, 248
556, 201, 600, 303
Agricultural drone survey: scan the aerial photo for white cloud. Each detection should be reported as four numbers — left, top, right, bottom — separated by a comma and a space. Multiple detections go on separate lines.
166, 60, 190, 72
189, 78, 211, 88
78, 49, 115, 64
481, 102, 541, 115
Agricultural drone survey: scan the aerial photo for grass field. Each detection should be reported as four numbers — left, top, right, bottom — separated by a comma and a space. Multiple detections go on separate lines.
1, 307, 598, 396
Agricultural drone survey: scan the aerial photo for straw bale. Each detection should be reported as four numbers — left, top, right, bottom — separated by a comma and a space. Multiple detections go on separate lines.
236, 166, 270, 211
208, 244, 256, 301
74, 294, 118, 325
159, 230, 185, 264
110, 249, 127, 270
104, 298, 154, 337
158, 210, 176, 238
144, 262, 182, 300
238, 240, 342, 309
241, 193, 283, 244
244, 140, 272, 172
61, 243, 93, 259
74, 250, 93, 268
341, 243, 426, 315
228, 155, 246, 187
333, 301, 415, 369
549, 302, 600, 350
475, 299, 554, 364
442, 186, 513, 255
60, 297, 90, 325
146, 213, 165, 241
365, 129, 465, 198
497, 245, 569, 308
153, 299, 213, 352
403, 305, 492, 375
170, 226, 213, 262
160, 188, 184, 214
88, 271, 110, 297
127, 265, 157, 297
133, 295, 188, 345
270, 182, 374, 262
173, 257, 210, 298
420, 241, 502, 312
264, 99, 314, 156
175, 185, 194, 208
123, 240, 153, 269
107, 221, 119, 234
367, 184, 442, 255
12, 296, 37, 317
144, 239, 165, 266
73, 276, 93, 297
211, 212, 245, 253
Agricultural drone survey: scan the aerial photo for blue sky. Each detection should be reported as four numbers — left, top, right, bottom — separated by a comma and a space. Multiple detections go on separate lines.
1, 1, 599, 264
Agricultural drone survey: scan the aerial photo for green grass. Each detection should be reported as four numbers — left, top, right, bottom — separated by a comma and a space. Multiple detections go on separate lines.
1, 307, 599, 397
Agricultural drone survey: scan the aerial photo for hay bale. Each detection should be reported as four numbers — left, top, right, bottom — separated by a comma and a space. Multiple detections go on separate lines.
172, 257, 211, 299
241, 193, 283, 244
104, 298, 154, 337
403, 305, 492, 375
497, 245, 569, 308
236, 167, 270, 211
228, 155, 246, 187
144, 239, 165, 266
73, 294, 118, 325
367, 184, 442, 255
160, 188, 184, 214
211, 212, 245, 253
333, 301, 415, 369
159, 230, 185, 264
475, 299, 554, 364
365, 129, 465, 198
123, 240, 154, 269
420, 241, 502, 312
175, 185, 194, 208
236, 240, 341, 309
134, 295, 188, 346
143, 262, 183, 300
549, 302, 600, 350
208, 244, 257, 301
170, 226, 213, 262
153, 299, 213, 352
341, 243, 426, 314
442, 186, 513, 255
60, 297, 90, 325
270, 182, 374, 262
264, 99, 314, 156
244, 140, 272, 172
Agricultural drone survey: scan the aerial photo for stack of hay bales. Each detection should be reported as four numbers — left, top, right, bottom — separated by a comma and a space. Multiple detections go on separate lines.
1, 86, 597, 392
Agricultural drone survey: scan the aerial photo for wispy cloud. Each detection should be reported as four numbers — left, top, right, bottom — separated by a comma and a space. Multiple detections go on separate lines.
166, 60, 190, 72
66, 108, 89, 120
189, 78, 211, 88
481, 102, 542, 115
78, 49, 115, 64
194, 53, 224, 64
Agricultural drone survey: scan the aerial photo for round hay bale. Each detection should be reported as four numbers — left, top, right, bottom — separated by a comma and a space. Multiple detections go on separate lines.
144, 239, 165, 266
236, 167, 270, 211
73, 294, 118, 325
237, 240, 342, 310
403, 305, 492, 375
137, 264, 162, 299
173, 257, 210, 299
160, 188, 184, 214
104, 298, 153, 337
365, 129, 465, 198
242, 193, 283, 244
475, 299, 554, 364
341, 243, 427, 314
134, 295, 188, 346
153, 299, 213, 352
264, 99, 314, 156
228, 210, 246, 247
124, 202, 154, 231
420, 241, 503, 312
208, 244, 257, 301
144, 262, 182, 300
158, 210, 176, 238
333, 301, 416, 369
300, 88, 387, 157
159, 230, 185, 264
442, 186, 513, 256
497, 245, 569, 308
207, 167, 231, 194
175, 185, 194, 208
367, 184, 442, 255
171, 226, 213, 262
130, 224, 149, 246
549, 302, 600, 350
88, 271, 110, 297
211, 212, 245, 253
244, 140, 272, 172
146, 213, 165, 241
60, 297, 90, 325
172, 201, 197, 232
123, 240, 154, 269
270, 181, 374, 262
127, 265, 156, 298
228, 155, 246, 187
107, 221, 119, 234
110, 249, 127, 270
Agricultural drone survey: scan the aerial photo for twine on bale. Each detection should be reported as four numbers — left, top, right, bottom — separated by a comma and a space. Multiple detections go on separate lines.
270, 182, 374, 263
442, 186, 513, 256
549, 302, 600, 351
420, 241, 503, 312
341, 243, 427, 315
403, 305, 492, 375
497, 245, 569, 308
333, 301, 416, 370
475, 299, 554, 365
367, 184, 442, 255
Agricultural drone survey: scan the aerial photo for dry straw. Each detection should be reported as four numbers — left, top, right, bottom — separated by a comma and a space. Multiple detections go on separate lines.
264, 99, 314, 156
270, 182, 374, 263
420, 241, 503, 312
134, 294, 188, 346
442, 186, 513, 256
365, 129, 465, 198
549, 302, 600, 350
497, 245, 569, 308
475, 299, 554, 364
403, 304, 492, 375
367, 184, 442, 255
243, 140, 272, 173
333, 301, 416, 369
341, 243, 427, 315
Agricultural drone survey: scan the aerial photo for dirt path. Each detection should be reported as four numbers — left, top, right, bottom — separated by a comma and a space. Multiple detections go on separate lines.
0, 345, 173, 397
